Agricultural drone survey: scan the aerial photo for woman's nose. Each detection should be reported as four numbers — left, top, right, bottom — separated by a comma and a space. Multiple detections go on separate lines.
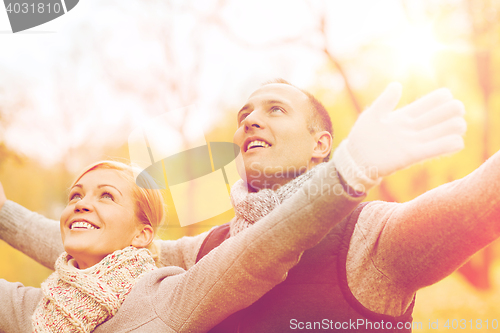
74, 197, 93, 212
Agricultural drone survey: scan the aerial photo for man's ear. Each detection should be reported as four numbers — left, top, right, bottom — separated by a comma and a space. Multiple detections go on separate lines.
131, 224, 155, 248
312, 131, 332, 162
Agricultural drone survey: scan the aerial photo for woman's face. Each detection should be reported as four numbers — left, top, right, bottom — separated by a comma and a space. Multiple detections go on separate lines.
60, 168, 142, 269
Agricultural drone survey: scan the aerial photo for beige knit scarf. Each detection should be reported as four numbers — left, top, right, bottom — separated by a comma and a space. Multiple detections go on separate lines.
32, 246, 157, 333
230, 164, 324, 237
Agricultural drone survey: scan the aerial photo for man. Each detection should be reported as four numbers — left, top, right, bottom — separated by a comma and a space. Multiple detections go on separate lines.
1, 80, 489, 332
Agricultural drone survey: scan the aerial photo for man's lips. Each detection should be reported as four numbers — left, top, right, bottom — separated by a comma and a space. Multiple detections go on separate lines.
243, 137, 272, 152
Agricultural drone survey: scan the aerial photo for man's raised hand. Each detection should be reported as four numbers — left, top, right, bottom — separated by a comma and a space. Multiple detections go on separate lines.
333, 82, 466, 192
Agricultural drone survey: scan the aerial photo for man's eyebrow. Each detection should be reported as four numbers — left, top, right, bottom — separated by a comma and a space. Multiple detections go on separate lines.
237, 103, 251, 118
264, 100, 288, 107
98, 184, 123, 196
237, 99, 288, 118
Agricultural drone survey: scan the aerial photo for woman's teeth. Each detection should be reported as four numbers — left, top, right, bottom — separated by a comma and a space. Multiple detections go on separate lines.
71, 221, 97, 230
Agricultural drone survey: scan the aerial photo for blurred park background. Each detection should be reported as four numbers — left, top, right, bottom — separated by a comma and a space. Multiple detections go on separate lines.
1, 0, 500, 330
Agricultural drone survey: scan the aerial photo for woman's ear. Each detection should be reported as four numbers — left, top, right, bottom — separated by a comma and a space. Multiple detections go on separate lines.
131, 224, 155, 248
311, 131, 333, 162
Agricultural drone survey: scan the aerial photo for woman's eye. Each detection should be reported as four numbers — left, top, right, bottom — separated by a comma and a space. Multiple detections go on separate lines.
270, 106, 284, 113
69, 193, 82, 201
101, 192, 114, 200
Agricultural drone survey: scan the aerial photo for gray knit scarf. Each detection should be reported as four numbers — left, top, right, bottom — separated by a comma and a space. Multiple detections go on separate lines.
230, 164, 323, 237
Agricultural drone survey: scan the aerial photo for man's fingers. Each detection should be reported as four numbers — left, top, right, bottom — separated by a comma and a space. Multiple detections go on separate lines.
365, 82, 402, 118
417, 135, 465, 160
419, 117, 467, 142
411, 100, 465, 131
400, 88, 454, 118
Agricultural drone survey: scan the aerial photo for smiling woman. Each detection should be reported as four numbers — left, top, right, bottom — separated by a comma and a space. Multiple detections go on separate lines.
60, 161, 162, 269
33, 161, 164, 331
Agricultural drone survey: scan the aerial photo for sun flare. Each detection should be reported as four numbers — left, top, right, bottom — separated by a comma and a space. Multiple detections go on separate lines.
391, 23, 444, 72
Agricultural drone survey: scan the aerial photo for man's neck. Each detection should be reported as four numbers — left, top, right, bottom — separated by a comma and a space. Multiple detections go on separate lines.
246, 163, 321, 193
247, 178, 291, 193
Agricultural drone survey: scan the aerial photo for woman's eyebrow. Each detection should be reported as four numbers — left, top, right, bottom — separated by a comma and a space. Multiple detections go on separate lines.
97, 184, 123, 196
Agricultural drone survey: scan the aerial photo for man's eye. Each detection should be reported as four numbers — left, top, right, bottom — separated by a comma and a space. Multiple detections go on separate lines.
238, 113, 249, 124
270, 106, 284, 113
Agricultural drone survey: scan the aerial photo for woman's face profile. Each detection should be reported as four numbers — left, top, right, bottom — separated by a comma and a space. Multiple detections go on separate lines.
60, 168, 142, 269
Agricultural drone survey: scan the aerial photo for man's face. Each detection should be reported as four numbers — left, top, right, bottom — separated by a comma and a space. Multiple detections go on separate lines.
233, 83, 318, 191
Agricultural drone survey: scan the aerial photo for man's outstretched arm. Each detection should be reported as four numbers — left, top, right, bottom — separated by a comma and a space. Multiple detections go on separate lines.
345, 148, 500, 318
331, 83, 469, 316
334, 85, 498, 294
372, 149, 500, 291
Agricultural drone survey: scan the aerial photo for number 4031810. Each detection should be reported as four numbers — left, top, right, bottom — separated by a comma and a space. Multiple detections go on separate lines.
443, 319, 499, 330
6, 2, 62, 14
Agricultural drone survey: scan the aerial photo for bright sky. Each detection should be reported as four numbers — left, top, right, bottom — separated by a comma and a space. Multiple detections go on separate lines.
0, 0, 456, 167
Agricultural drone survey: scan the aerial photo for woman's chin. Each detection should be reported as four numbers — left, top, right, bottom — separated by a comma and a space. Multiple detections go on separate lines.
63, 242, 94, 260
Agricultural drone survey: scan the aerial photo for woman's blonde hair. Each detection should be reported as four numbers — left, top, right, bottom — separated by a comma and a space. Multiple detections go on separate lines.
71, 160, 166, 263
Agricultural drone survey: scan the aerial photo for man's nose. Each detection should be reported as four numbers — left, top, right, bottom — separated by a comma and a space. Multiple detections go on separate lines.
243, 110, 265, 131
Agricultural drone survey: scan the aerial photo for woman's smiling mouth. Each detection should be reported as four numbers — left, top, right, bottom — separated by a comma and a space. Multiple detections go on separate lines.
70, 220, 99, 230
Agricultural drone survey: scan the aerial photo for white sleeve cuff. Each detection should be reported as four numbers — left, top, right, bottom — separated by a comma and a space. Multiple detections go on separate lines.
332, 140, 382, 193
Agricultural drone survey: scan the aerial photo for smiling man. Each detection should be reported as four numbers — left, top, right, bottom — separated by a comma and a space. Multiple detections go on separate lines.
2, 79, 499, 333
234, 82, 333, 192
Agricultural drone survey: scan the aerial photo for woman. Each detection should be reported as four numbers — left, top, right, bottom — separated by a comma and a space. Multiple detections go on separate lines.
0, 159, 362, 332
